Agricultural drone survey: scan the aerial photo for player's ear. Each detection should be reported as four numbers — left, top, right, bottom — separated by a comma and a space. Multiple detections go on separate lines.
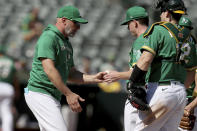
165, 11, 171, 19
134, 20, 138, 28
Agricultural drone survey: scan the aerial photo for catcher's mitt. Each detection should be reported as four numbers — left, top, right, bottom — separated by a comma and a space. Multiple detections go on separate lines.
179, 110, 196, 130
127, 82, 150, 111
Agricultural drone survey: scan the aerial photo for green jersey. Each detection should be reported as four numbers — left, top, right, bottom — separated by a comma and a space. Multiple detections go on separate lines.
27, 24, 74, 101
129, 34, 148, 67
186, 47, 197, 98
0, 56, 15, 84
128, 34, 149, 85
142, 22, 197, 84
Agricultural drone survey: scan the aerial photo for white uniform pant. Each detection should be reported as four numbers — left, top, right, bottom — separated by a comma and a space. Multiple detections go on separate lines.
24, 89, 68, 131
133, 81, 186, 131
124, 99, 138, 131
62, 105, 78, 131
0, 82, 14, 131
177, 107, 197, 131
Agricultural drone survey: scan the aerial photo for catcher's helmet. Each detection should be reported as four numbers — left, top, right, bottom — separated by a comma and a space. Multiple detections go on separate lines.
154, 0, 186, 14
179, 16, 193, 29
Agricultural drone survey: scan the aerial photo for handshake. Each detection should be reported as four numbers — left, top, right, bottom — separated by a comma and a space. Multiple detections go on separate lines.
92, 70, 123, 83
102, 70, 122, 83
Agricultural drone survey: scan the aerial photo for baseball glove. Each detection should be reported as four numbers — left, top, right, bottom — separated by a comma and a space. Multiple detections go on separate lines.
179, 111, 196, 130
127, 82, 150, 111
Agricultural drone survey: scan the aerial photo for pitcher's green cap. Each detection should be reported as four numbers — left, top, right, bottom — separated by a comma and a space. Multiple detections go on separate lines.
57, 5, 88, 24
121, 6, 148, 25
179, 16, 193, 29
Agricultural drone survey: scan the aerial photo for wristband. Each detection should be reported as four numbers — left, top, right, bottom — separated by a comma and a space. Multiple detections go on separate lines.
129, 64, 147, 83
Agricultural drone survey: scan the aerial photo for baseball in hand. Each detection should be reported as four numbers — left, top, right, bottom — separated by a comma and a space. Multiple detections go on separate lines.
105, 70, 110, 74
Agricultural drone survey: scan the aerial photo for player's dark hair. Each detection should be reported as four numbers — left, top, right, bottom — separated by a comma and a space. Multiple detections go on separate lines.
138, 17, 149, 26
170, 12, 182, 22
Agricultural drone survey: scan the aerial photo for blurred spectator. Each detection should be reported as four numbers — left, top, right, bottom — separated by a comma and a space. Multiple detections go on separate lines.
0, 44, 20, 131
81, 57, 92, 74
21, 8, 44, 42
78, 57, 92, 74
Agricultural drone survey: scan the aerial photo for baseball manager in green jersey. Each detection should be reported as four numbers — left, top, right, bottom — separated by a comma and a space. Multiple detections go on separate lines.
24, 5, 107, 131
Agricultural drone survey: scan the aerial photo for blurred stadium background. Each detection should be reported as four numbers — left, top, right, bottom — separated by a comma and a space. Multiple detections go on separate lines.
0, 0, 197, 131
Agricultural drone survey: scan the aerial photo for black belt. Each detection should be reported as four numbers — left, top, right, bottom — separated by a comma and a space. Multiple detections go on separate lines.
158, 81, 171, 86
158, 81, 183, 86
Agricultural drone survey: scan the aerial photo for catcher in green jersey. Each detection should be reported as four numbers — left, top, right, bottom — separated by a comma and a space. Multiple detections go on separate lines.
178, 16, 197, 131
24, 5, 107, 131
123, 0, 197, 130
103, 6, 149, 131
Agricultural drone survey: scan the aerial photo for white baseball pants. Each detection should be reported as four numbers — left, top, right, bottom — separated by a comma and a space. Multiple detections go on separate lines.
124, 99, 138, 131
0, 82, 14, 131
133, 81, 186, 131
24, 89, 68, 131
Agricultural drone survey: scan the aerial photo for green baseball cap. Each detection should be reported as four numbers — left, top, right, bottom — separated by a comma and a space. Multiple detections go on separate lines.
121, 6, 148, 25
179, 16, 193, 29
57, 5, 88, 24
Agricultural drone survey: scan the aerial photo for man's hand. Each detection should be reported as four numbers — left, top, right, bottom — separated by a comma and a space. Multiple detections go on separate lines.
103, 70, 120, 83
83, 72, 108, 83
92, 72, 108, 83
65, 92, 85, 112
179, 109, 196, 130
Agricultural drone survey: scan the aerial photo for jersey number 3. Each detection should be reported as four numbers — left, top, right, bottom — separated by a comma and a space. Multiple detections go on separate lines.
179, 42, 191, 64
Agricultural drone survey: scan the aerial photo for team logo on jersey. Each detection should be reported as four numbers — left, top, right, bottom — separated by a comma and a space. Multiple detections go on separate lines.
178, 33, 183, 38
67, 54, 71, 59
61, 46, 66, 51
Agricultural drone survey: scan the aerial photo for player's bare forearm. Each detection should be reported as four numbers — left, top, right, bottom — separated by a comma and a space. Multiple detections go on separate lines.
103, 69, 132, 83
41, 58, 72, 96
137, 51, 154, 71
193, 73, 197, 96
42, 59, 84, 112
68, 67, 107, 84
184, 70, 195, 88
116, 70, 133, 80
185, 97, 197, 114
83, 72, 106, 83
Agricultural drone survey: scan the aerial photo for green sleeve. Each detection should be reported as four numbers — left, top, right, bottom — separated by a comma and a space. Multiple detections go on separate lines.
141, 27, 163, 55
37, 34, 56, 61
